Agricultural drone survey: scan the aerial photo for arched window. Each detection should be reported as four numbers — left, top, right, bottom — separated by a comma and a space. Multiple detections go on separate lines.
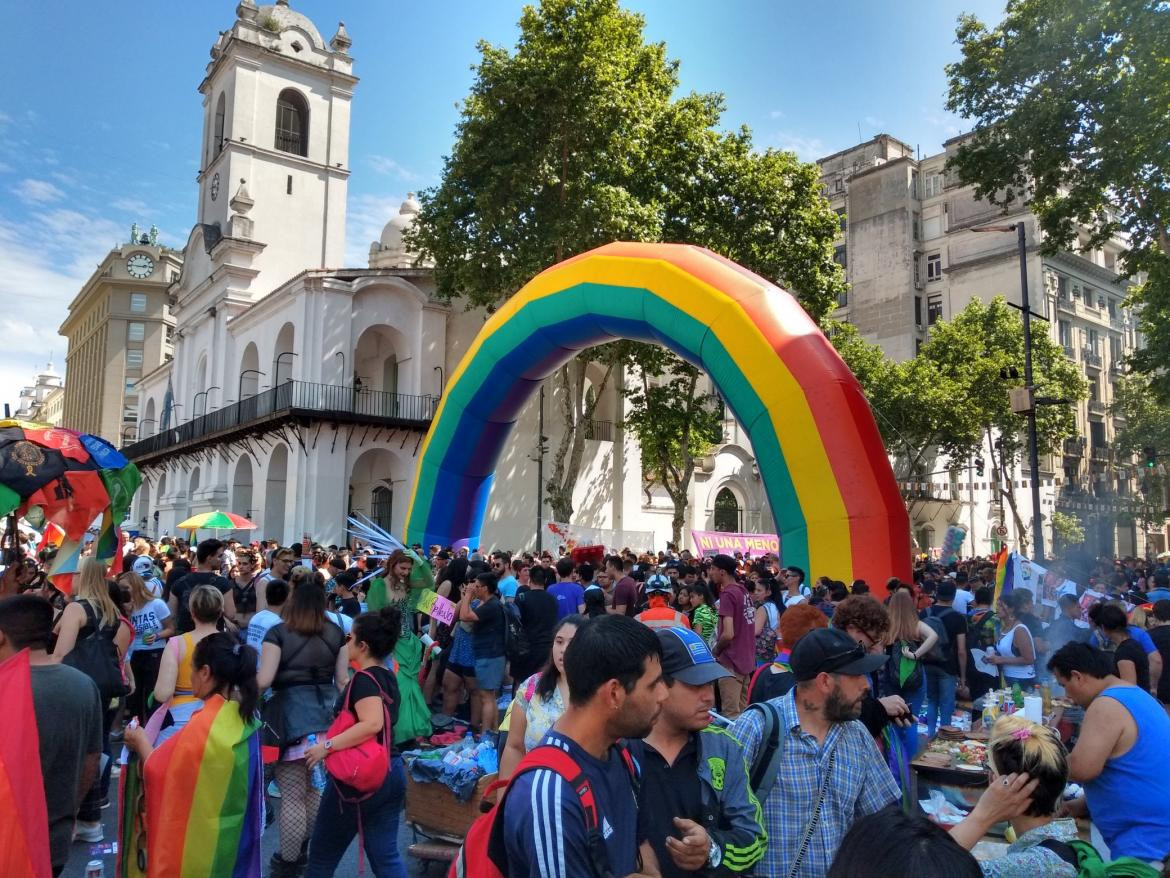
275, 89, 308, 156
371, 485, 393, 534
213, 93, 226, 158
714, 487, 741, 533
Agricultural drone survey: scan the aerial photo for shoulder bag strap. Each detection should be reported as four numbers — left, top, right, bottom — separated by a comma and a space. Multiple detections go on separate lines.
1037, 837, 1079, 867
786, 739, 837, 878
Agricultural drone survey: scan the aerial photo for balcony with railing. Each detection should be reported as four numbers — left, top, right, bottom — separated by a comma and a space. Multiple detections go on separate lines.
583, 419, 615, 442
1081, 350, 1103, 369
121, 380, 438, 463
1088, 400, 1107, 416
1090, 442, 1111, 461
1063, 437, 1085, 457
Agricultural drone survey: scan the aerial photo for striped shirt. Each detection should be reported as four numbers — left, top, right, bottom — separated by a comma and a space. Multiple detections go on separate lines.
503, 731, 642, 878
729, 689, 899, 878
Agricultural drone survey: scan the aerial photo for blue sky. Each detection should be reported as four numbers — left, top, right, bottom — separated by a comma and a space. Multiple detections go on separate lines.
0, 0, 1005, 407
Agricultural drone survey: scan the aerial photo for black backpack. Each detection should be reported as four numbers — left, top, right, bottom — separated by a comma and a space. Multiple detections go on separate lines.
503, 595, 531, 665
922, 607, 958, 666
63, 600, 128, 702
746, 700, 787, 800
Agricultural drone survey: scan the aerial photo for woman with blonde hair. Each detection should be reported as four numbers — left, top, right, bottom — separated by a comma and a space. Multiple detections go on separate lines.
119, 569, 175, 722
52, 555, 134, 841
883, 589, 937, 758
151, 584, 224, 744
948, 714, 1079, 876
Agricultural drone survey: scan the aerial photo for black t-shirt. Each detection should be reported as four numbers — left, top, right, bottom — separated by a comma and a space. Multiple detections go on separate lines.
1114, 637, 1151, 693
335, 597, 361, 618
338, 666, 401, 754
170, 571, 232, 632
472, 597, 506, 659
926, 605, 967, 676
1149, 626, 1170, 704
264, 621, 345, 687
518, 588, 559, 649
748, 665, 795, 705
629, 735, 703, 878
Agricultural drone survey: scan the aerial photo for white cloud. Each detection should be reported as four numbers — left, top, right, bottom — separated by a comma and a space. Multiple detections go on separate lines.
344, 191, 405, 268
367, 154, 421, 182
112, 197, 150, 214
770, 130, 827, 162
13, 178, 65, 204
0, 207, 125, 409
769, 109, 786, 120
924, 108, 963, 141
863, 115, 884, 129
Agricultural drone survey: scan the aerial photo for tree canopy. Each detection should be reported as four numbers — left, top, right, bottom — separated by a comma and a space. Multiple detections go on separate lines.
944, 0, 1170, 397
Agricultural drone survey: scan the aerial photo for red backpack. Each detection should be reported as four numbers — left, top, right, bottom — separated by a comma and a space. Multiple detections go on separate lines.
448, 742, 638, 878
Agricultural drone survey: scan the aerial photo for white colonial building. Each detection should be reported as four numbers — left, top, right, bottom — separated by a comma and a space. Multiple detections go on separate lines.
123, 1, 772, 551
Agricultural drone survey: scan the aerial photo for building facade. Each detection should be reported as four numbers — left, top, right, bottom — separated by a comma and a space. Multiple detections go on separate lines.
819, 134, 1147, 558
58, 236, 181, 443
13, 362, 66, 426
121, 2, 771, 550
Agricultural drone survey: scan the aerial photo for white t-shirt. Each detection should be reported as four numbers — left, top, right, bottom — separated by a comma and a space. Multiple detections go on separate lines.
245, 608, 283, 664
129, 599, 171, 654
784, 593, 808, 608
951, 588, 973, 614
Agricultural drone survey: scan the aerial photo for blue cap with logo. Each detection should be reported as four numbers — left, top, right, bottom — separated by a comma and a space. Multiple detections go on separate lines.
656, 626, 732, 685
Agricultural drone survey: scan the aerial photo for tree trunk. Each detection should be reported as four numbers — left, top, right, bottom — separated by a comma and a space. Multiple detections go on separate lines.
986, 428, 1029, 554
544, 356, 616, 526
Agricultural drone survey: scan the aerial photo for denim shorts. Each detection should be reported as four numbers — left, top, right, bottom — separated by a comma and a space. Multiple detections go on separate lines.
474, 656, 507, 692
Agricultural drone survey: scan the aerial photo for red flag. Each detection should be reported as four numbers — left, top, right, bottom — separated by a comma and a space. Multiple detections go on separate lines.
0, 650, 51, 878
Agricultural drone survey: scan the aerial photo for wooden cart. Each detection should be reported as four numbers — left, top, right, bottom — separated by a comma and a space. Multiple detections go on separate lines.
405, 772, 497, 871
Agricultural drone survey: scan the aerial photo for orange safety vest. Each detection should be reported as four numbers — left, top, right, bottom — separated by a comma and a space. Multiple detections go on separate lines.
636, 605, 692, 630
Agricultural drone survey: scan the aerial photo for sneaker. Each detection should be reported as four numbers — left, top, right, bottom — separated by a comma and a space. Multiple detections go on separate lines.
73, 821, 103, 843
100, 797, 111, 810
267, 780, 281, 798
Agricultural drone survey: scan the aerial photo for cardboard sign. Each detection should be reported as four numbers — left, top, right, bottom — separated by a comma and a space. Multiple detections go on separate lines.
691, 530, 780, 557
416, 588, 457, 626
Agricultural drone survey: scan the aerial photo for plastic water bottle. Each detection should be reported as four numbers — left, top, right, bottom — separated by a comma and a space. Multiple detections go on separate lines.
306, 735, 327, 792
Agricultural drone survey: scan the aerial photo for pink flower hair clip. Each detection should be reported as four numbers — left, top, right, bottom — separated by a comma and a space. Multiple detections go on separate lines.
1012, 727, 1032, 741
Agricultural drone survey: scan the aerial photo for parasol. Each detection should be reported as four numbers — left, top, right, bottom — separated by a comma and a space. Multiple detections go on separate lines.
176, 510, 258, 531
0, 420, 141, 593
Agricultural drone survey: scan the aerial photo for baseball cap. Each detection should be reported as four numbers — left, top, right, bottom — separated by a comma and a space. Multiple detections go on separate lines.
790, 627, 888, 682
710, 554, 737, 575
656, 627, 732, 686
132, 556, 155, 577
645, 573, 672, 594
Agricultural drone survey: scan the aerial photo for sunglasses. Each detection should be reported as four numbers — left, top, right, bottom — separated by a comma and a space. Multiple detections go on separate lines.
817, 641, 866, 672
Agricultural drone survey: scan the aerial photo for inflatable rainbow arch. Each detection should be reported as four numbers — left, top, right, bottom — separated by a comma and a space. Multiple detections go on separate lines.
404, 242, 910, 587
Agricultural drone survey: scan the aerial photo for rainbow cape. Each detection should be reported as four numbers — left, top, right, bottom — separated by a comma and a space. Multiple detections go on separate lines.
0, 650, 51, 878
141, 695, 262, 877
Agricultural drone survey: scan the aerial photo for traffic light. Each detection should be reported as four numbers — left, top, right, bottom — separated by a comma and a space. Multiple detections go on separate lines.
975, 457, 985, 477
1144, 446, 1157, 468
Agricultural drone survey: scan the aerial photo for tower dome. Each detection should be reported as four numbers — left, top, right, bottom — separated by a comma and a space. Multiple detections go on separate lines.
255, 1, 325, 50
370, 194, 424, 268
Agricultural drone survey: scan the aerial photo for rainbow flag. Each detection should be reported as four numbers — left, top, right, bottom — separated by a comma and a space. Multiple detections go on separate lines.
0, 650, 51, 878
141, 695, 262, 877
993, 547, 1014, 608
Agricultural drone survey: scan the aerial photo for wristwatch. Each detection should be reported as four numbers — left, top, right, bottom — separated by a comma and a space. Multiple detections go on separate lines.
706, 839, 722, 869
323, 739, 334, 752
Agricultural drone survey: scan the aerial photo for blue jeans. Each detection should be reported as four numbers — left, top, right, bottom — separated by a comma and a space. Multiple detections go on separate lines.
896, 675, 926, 759
924, 665, 958, 738
305, 757, 407, 878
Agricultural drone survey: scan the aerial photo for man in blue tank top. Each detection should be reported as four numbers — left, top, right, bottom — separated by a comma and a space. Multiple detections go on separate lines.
1049, 642, 1170, 866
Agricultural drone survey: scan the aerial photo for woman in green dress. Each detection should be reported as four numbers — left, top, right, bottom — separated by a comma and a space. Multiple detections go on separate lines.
365, 549, 432, 745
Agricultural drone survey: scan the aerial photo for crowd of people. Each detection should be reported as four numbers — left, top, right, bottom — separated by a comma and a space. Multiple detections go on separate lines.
3, 533, 1170, 877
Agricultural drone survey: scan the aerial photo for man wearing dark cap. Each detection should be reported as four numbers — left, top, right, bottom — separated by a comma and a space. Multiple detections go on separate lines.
631, 627, 765, 878
729, 627, 900, 878
710, 554, 754, 718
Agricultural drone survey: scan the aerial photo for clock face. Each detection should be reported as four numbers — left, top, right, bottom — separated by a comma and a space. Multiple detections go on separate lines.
210, 172, 220, 201
126, 253, 154, 279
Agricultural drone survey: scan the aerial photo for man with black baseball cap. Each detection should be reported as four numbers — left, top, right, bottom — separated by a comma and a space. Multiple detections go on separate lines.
730, 627, 899, 877
631, 627, 766, 878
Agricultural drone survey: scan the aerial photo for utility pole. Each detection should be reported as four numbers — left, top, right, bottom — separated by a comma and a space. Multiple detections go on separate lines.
535, 384, 546, 552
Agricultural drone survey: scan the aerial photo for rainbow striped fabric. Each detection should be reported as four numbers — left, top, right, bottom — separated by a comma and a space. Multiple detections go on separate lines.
0, 650, 51, 878
141, 695, 262, 877
992, 547, 1014, 608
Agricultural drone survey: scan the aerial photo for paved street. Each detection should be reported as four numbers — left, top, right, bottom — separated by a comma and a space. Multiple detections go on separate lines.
60, 779, 435, 877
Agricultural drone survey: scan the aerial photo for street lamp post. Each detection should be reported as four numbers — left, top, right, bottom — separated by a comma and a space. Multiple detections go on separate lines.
972, 221, 1046, 560
192, 386, 221, 419
238, 369, 264, 402
273, 352, 297, 385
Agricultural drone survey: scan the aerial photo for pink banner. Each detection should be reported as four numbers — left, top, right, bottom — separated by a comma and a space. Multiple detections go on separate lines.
691, 530, 780, 557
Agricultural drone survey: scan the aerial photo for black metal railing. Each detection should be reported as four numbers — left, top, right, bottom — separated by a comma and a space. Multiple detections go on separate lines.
122, 380, 438, 459
584, 419, 615, 442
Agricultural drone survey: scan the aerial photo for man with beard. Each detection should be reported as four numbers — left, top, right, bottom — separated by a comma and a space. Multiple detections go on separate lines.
503, 615, 668, 877
729, 627, 900, 878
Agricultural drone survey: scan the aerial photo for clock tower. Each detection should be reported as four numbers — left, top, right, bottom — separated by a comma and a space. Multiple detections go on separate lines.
195, 0, 356, 283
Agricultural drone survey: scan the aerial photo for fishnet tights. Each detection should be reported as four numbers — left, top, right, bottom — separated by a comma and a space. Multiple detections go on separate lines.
275, 760, 322, 863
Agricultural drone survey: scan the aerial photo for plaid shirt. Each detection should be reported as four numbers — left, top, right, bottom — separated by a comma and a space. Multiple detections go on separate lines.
729, 690, 899, 878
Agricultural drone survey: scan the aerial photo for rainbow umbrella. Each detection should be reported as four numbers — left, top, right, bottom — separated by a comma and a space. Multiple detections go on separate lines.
176, 510, 258, 532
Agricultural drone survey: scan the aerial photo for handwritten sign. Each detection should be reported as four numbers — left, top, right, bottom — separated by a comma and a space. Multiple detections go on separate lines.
416, 589, 457, 626
691, 530, 780, 557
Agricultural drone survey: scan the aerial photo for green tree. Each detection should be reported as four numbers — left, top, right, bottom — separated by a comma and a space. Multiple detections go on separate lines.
1111, 373, 1170, 526
409, 0, 844, 526
920, 297, 1086, 553
1050, 510, 1086, 550
621, 347, 722, 547
944, 0, 1170, 396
